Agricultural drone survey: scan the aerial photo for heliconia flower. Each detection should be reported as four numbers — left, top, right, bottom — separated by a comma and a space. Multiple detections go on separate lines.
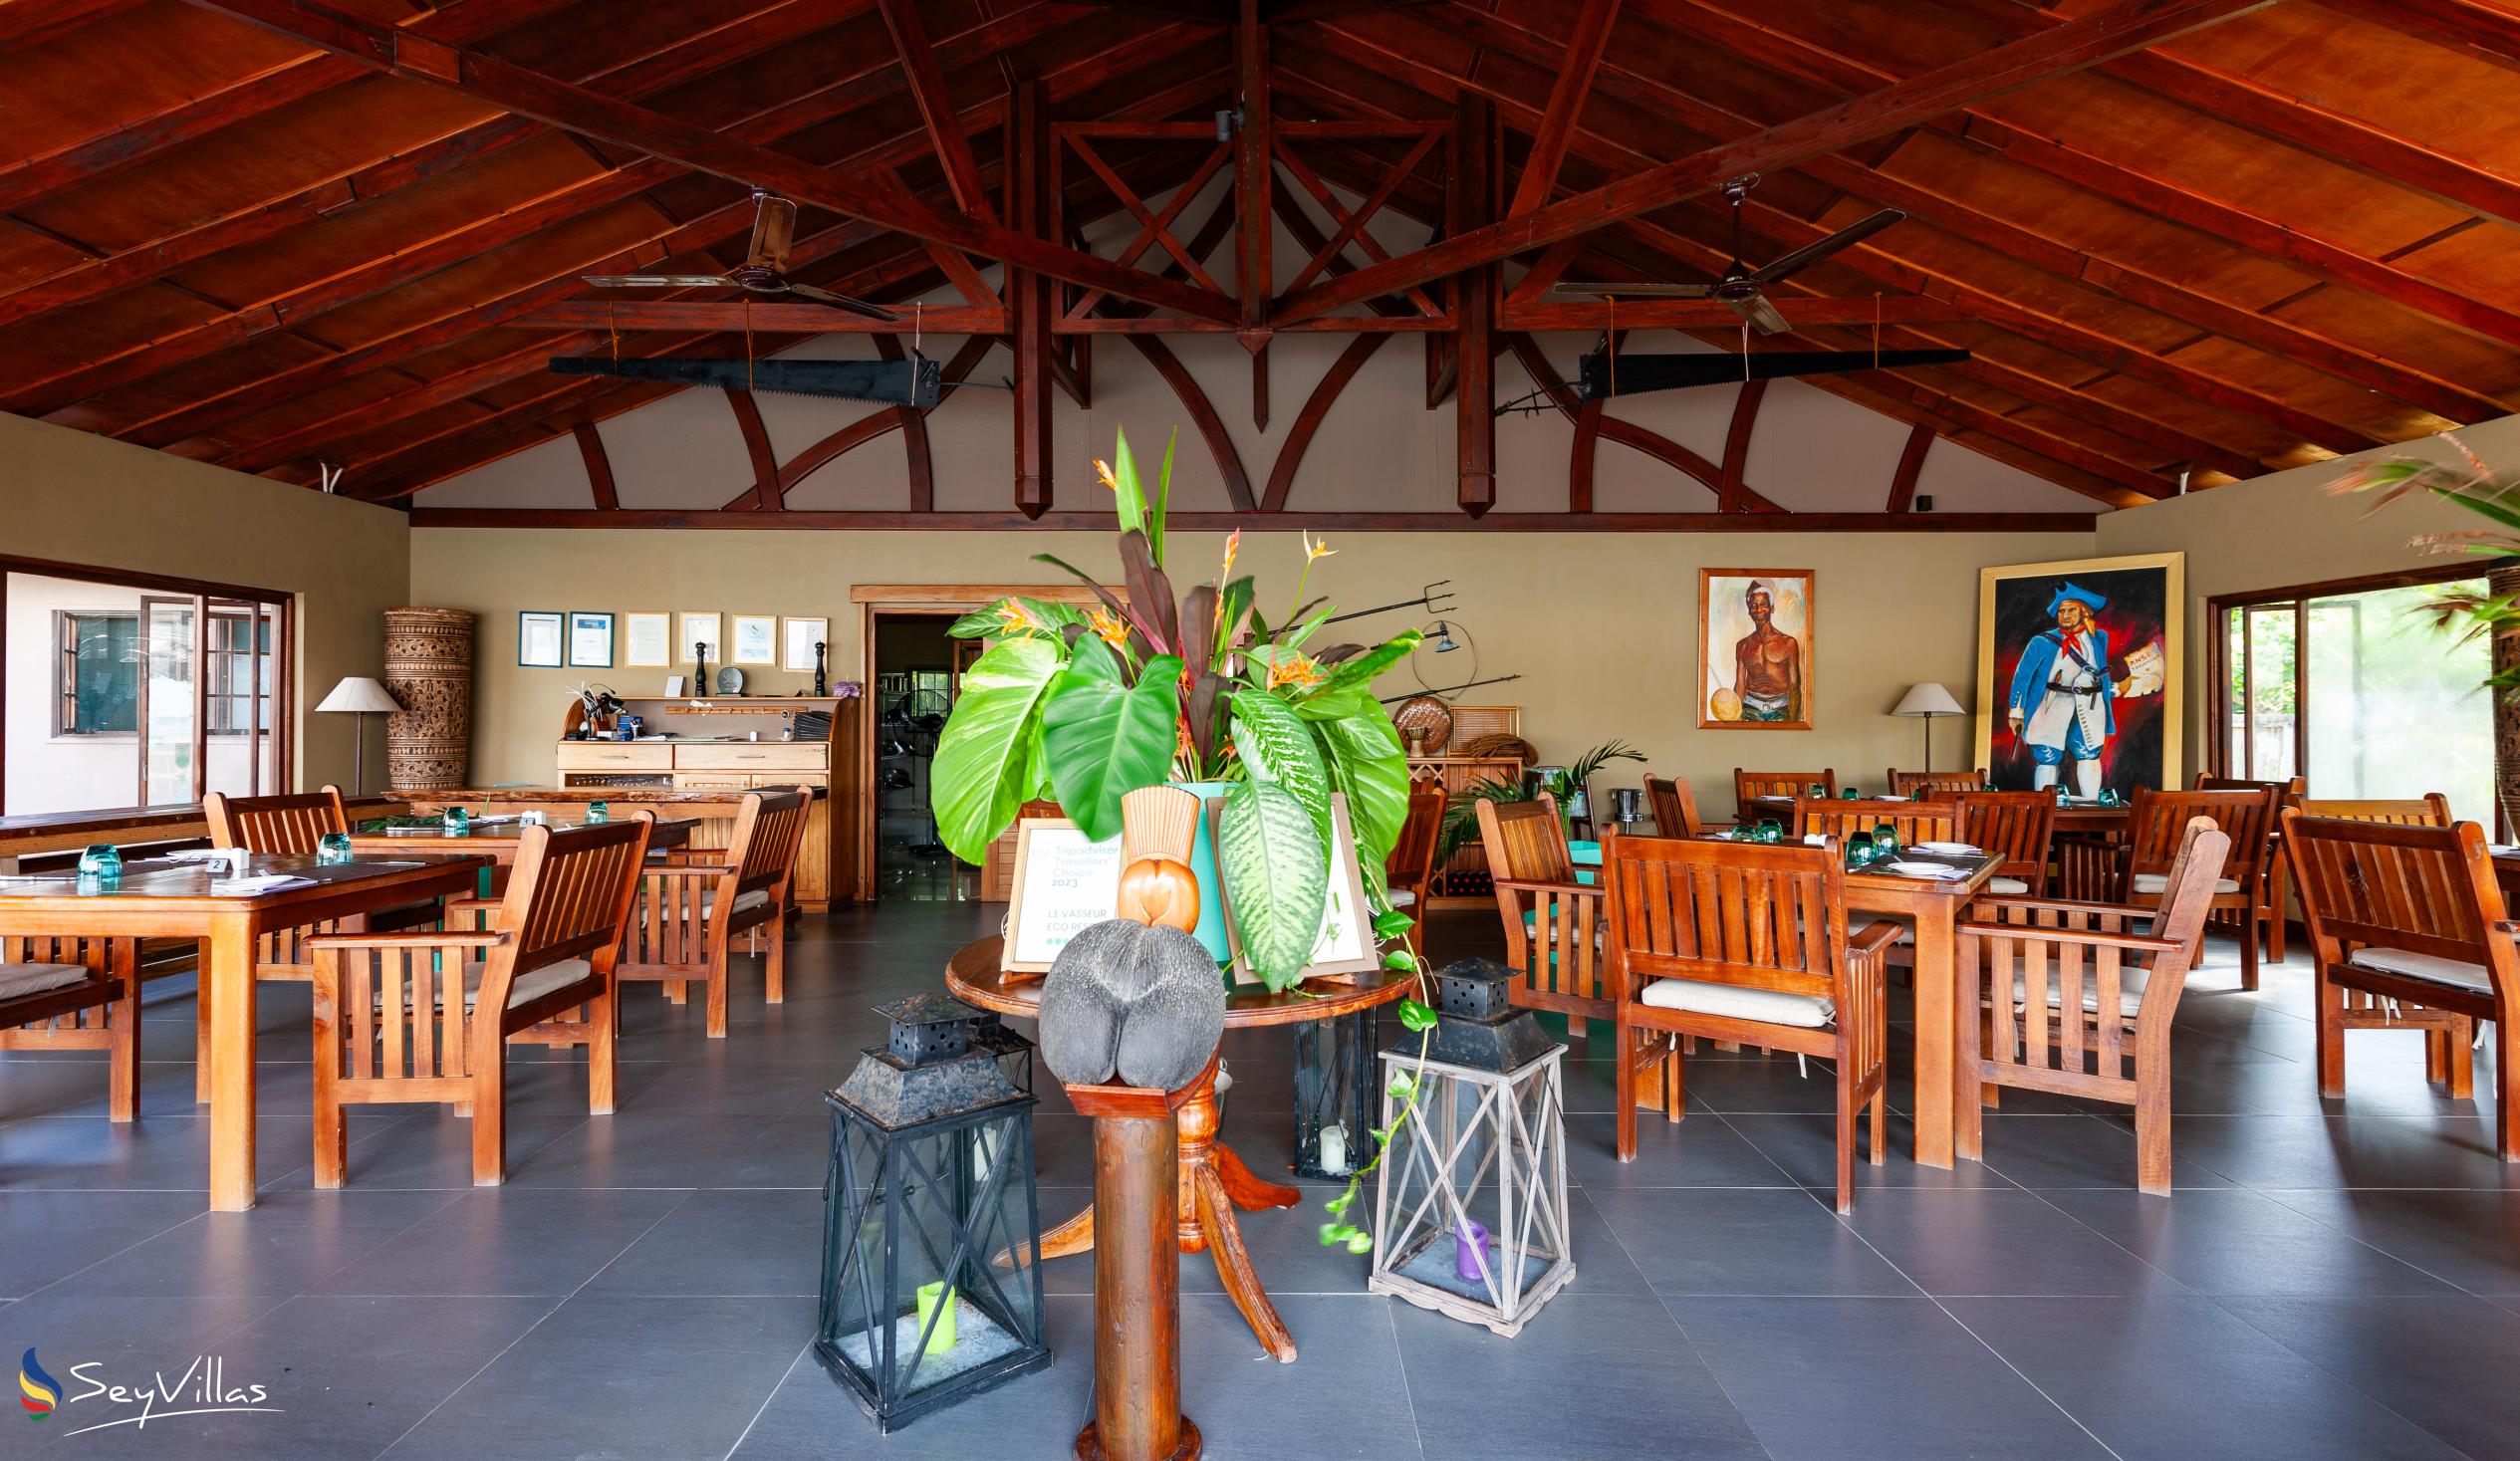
1268, 652, 1325, 690
993, 600, 1041, 633
1087, 605, 1131, 648
1096, 459, 1120, 493
1303, 530, 1335, 562
1220, 528, 1242, 578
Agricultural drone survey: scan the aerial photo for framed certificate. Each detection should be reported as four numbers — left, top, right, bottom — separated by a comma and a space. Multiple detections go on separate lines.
1002, 818, 1126, 972
784, 617, 829, 672
567, 610, 614, 668
518, 610, 564, 668
624, 611, 670, 667
730, 613, 777, 665
678, 611, 720, 663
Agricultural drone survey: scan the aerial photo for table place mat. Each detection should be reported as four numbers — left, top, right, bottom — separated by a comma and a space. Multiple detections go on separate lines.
208, 874, 318, 896
1880, 860, 1974, 880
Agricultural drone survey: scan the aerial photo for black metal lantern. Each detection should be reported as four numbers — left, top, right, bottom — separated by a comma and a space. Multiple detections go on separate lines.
1292, 1010, 1378, 1180
816, 994, 1050, 1432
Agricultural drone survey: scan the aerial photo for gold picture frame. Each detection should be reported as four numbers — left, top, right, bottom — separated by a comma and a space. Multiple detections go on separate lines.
1697, 568, 1815, 731
1973, 551, 2185, 797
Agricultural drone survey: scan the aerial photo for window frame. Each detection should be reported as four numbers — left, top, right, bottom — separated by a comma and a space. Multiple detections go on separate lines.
2206, 561, 2492, 795
2, 556, 294, 815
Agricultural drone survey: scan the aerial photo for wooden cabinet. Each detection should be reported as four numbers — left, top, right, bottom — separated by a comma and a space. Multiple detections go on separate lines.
672, 743, 828, 771
555, 742, 675, 772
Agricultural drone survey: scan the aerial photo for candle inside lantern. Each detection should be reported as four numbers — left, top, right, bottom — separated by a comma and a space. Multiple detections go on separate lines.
1317, 1123, 1349, 1175
1454, 1219, 1490, 1284
915, 1280, 956, 1355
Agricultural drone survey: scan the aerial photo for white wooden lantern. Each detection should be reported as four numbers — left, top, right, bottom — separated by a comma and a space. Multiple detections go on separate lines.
1368, 959, 1574, 1338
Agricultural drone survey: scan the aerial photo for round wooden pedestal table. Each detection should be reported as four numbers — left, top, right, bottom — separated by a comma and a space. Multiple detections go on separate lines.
946, 935, 1413, 1362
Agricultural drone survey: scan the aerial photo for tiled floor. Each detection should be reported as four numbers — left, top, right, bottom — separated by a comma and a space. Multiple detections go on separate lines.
5, 902, 2519, 1459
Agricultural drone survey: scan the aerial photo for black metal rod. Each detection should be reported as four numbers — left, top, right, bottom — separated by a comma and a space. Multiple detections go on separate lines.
1380, 673, 1522, 704
1326, 580, 1454, 625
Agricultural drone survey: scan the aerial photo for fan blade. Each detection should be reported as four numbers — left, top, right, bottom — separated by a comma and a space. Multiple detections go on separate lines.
745, 194, 799, 272
781, 281, 898, 321
1549, 281, 1714, 298
581, 274, 732, 288
1749, 209, 1905, 285
1722, 294, 1793, 336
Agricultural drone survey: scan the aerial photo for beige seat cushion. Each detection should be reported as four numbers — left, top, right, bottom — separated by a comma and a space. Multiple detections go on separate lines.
0, 963, 92, 1001
1987, 876, 2030, 896
643, 887, 770, 923
1387, 889, 1415, 909
410, 957, 596, 1013
2346, 946, 2494, 997
1638, 976, 1834, 1029
1998, 956, 2155, 1019
2132, 872, 2242, 895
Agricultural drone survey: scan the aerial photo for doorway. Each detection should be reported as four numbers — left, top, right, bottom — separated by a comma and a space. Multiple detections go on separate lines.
870, 611, 973, 900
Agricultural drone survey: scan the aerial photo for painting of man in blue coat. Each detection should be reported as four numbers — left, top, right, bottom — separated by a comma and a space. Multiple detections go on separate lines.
2006, 582, 2133, 800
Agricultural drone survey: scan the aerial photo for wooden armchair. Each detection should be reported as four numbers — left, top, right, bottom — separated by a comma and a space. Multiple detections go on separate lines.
1643, 775, 1701, 839
1791, 797, 1959, 849
306, 818, 651, 1186
2296, 795, 2450, 826
2286, 811, 2520, 1155
1, 935, 138, 1121
1734, 768, 1833, 819
1889, 768, 1985, 797
2288, 796, 2464, 1090
1949, 790, 2058, 899
1958, 817, 2229, 1192
1602, 830, 1897, 1213
205, 786, 356, 982
2198, 773, 2304, 960
1477, 794, 1604, 1049
1385, 783, 1445, 952
621, 787, 812, 1038
2121, 787, 2282, 990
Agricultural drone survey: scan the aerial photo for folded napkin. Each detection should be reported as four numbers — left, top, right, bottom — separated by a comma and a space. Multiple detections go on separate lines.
1880, 860, 1972, 880
2494, 845, 2520, 857
1803, 834, 1828, 846
164, 848, 251, 865
207, 873, 317, 896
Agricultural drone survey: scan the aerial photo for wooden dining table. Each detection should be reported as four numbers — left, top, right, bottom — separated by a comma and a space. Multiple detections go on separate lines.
0, 852, 486, 1211
1574, 835, 2002, 1169
349, 816, 694, 889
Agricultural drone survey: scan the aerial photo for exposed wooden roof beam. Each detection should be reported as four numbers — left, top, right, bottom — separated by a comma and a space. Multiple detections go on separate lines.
0, 0, 149, 50
404, 507, 2098, 532
1267, 0, 2279, 323
1507, 0, 1621, 218
516, 302, 1012, 332
877, 0, 996, 222
2319, 0, 2520, 72
184, 0, 1242, 324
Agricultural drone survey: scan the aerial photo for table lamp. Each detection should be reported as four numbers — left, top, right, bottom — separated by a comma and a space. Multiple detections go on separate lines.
315, 676, 401, 795
1891, 682, 1965, 771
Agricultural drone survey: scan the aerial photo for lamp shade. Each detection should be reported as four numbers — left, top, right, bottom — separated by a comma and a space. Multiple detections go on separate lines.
315, 676, 401, 714
1891, 682, 1965, 718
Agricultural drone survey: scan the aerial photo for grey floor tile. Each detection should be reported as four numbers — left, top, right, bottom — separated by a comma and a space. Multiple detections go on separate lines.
588, 1188, 825, 1298
1564, 1110, 1804, 1189
1950, 1294, 2466, 1461
303, 1187, 689, 1298
2170, 1113, 2520, 1190
1974, 1108, 2236, 1189
0, 1190, 210, 1298
61, 1188, 463, 1299
1174, 1293, 1422, 1453
1725, 1109, 2015, 1192
1587, 1186, 1914, 1296
2260, 1186, 2520, 1296
1844, 1187, 2187, 1297
378, 1293, 816, 1461
2218, 1293, 2520, 1460
1669, 1294, 2113, 1461
2040, 1187, 2460, 1298
498, 1112, 776, 1189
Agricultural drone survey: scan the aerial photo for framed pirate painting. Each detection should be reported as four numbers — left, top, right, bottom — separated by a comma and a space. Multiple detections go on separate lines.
1974, 552, 2184, 800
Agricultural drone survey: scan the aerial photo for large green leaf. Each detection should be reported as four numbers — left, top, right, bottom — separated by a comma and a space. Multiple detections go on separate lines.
930, 636, 1065, 863
1315, 707, 1411, 869
1219, 780, 1328, 992
1041, 636, 1184, 843
1230, 688, 1335, 842
1318, 629, 1422, 694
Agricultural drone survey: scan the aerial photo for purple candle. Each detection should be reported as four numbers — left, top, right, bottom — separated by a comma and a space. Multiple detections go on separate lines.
1453, 1219, 1490, 1284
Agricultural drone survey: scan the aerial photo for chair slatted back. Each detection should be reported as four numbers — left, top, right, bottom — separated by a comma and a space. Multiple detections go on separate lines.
205, 786, 349, 854
1951, 790, 2058, 896
1735, 769, 1834, 806
494, 818, 655, 983
1476, 793, 1604, 1016
2283, 812, 2506, 972
1644, 775, 1701, 840
2296, 796, 2451, 827
2127, 787, 2279, 883
732, 788, 813, 892
1479, 794, 1574, 884
1975, 818, 2228, 1077
1792, 797, 1959, 849
1890, 768, 1985, 797
2197, 773, 2305, 803
1386, 781, 1445, 905
1603, 834, 1847, 1004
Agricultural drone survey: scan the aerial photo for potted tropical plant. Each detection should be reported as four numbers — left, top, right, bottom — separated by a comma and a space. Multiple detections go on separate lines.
929, 428, 1421, 993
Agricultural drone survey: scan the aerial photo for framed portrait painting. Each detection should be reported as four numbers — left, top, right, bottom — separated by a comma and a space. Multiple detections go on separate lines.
1973, 552, 2184, 801
1698, 569, 1815, 730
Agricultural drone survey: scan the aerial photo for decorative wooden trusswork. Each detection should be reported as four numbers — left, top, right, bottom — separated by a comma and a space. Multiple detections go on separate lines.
381, 609, 474, 793
7, 0, 2518, 521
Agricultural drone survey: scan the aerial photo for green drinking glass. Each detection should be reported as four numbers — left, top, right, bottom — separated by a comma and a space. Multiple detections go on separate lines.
586, 801, 610, 825
317, 832, 355, 865
1841, 787, 1861, 800
442, 806, 469, 837
1756, 819, 1782, 844
1873, 822, 1901, 858
1846, 832, 1876, 867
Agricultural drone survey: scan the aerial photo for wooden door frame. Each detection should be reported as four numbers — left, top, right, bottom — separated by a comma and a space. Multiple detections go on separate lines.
849, 584, 1118, 901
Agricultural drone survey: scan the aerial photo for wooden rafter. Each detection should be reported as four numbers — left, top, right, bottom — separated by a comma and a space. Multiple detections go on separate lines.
572, 422, 617, 510
1507, 0, 1620, 217
407, 507, 2097, 532
1886, 423, 1935, 512
877, 0, 995, 223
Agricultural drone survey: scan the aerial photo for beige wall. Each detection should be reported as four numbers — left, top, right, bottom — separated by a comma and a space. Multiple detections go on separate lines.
2095, 413, 2520, 776
2, 411, 410, 799
411, 525, 2093, 810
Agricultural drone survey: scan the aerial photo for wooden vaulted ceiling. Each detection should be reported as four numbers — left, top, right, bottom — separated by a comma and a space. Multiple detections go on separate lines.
3, 0, 2518, 520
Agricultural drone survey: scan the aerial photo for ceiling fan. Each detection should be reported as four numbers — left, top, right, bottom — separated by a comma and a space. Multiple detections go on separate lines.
1547, 172, 1905, 335
581, 189, 896, 322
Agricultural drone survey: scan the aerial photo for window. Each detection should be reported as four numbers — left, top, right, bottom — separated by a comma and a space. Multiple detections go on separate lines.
4, 563, 292, 816
2213, 567, 2494, 824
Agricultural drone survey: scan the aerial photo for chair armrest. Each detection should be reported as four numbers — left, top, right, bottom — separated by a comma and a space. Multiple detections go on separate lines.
1968, 894, 2145, 920
305, 930, 511, 952
1493, 877, 1600, 900
1848, 919, 1903, 960
1955, 920, 2180, 956
641, 864, 738, 878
